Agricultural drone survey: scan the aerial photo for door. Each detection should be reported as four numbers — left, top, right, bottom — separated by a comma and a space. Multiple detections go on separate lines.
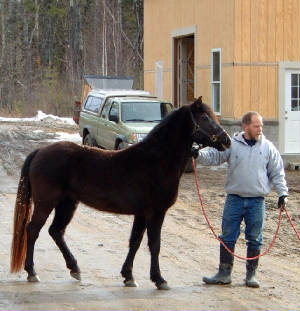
284, 70, 300, 153
97, 98, 113, 148
106, 102, 120, 149
175, 36, 194, 107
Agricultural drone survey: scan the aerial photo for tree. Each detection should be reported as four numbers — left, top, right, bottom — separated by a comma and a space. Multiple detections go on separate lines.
0, 0, 144, 116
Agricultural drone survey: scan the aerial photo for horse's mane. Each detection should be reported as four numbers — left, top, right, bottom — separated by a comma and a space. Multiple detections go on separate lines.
143, 105, 190, 142
139, 100, 219, 149
147, 101, 219, 139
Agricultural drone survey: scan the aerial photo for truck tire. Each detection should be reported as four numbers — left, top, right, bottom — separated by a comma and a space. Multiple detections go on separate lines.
83, 133, 98, 147
117, 141, 127, 150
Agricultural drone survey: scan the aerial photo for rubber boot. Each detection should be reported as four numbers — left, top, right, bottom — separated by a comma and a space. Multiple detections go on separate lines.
203, 244, 234, 285
245, 248, 260, 288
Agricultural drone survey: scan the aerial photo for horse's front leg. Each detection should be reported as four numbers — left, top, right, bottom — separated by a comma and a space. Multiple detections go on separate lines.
146, 211, 170, 290
121, 215, 146, 287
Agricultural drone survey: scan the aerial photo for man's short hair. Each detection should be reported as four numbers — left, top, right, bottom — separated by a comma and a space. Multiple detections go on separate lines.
242, 111, 262, 125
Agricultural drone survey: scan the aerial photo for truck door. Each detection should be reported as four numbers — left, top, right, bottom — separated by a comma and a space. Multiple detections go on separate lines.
107, 101, 121, 149
97, 98, 112, 148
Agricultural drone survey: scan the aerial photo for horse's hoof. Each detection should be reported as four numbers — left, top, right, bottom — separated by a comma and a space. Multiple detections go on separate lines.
27, 275, 40, 282
156, 281, 170, 290
70, 271, 81, 281
124, 279, 138, 287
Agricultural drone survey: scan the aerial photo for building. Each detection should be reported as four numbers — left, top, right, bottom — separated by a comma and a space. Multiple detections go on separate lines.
144, 0, 300, 162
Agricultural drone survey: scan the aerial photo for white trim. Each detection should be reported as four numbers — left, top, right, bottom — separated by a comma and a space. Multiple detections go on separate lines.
155, 60, 164, 99
278, 62, 300, 154
211, 48, 222, 115
171, 25, 197, 38
171, 25, 197, 105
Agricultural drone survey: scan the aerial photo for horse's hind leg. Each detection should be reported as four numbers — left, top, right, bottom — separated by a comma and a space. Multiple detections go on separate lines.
121, 215, 146, 287
48, 197, 80, 280
25, 203, 54, 282
146, 211, 170, 290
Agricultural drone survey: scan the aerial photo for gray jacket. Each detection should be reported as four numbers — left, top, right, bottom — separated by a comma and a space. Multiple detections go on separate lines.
198, 132, 288, 198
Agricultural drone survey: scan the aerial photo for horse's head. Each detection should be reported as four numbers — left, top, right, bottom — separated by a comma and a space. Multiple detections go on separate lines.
189, 97, 231, 151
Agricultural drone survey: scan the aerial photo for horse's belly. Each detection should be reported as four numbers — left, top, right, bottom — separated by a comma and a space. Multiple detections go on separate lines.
78, 194, 141, 216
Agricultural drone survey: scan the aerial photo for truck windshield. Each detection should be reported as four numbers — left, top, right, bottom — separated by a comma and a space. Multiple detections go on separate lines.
121, 102, 172, 122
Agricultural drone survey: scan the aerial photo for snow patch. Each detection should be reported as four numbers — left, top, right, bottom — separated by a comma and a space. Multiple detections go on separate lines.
0, 110, 76, 125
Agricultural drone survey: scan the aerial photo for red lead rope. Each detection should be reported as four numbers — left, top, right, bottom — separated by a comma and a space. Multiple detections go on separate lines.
192, 158, 300, 261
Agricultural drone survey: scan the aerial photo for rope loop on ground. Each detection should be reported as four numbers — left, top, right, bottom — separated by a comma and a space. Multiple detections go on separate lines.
192, 158, 299, 261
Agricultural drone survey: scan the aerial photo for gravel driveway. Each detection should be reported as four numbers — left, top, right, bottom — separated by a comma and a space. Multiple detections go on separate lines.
0, 119, 299, 311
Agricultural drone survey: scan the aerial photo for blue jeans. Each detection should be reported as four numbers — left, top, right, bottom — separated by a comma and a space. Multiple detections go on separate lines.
220, 194, 265, 250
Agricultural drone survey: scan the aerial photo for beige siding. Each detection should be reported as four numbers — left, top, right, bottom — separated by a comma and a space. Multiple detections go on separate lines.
221, 67, 234, 118
144, 0, 235, 104
234, 0, 300, 119
284, 0, 300, 60
196, 69, 210, 107
144, 0, 300, 119
234, 0, 300, 64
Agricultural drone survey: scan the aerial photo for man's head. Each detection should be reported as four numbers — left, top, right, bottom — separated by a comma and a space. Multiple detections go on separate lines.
242, 111, 263, 141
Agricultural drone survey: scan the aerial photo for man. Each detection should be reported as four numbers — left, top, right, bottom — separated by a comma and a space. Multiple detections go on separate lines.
192, 111, 288, 288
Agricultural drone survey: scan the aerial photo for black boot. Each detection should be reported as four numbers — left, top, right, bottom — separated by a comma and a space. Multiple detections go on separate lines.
246, 248, 260, 288
203, 244, 234, 285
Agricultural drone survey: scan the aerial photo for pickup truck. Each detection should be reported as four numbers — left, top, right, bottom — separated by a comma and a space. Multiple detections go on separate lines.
76, 89, 174, 150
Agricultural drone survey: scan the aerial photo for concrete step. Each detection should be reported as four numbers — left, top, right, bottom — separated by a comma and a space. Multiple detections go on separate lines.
286, 162, 300, 171
281, 154, 300, 169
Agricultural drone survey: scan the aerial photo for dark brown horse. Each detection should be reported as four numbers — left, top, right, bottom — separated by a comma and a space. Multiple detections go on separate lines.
11, 97, 231, 290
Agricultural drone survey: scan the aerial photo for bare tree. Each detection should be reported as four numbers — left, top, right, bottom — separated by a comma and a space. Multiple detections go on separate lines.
0, 0, 144, 115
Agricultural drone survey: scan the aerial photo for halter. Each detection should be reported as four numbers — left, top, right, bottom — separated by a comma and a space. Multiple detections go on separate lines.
190, 110, 225, 143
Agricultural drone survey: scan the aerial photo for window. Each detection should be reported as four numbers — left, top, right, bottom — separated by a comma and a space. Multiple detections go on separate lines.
109, 102, 119, 122
121, 102, 172, 122
291, 73, 300, 111
84, 96, 93, 110
100, 100, 112, 118
84, 96, 103, 113
211, 49, 221, 114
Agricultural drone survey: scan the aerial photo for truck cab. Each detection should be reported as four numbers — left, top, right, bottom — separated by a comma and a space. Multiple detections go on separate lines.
77, 89, 173, 150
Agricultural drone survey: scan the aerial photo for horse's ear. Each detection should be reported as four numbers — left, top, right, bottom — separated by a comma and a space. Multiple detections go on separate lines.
193, 96, 203, 109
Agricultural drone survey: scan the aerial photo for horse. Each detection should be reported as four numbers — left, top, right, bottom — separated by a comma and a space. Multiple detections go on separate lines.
10, 96, 231, 290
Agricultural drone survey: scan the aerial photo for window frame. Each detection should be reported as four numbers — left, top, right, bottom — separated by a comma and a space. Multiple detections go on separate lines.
211, 48, 221, 115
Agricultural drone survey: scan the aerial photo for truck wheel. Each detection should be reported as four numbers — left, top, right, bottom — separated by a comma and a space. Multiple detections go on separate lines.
117, 141, 126, 150
83, 134, 97, 147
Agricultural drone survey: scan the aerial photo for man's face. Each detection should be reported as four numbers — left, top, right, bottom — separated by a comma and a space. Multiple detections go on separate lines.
243, 115, 263, 141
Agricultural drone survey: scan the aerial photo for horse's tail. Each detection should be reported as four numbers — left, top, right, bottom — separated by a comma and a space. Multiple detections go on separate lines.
11, 149, 38, 273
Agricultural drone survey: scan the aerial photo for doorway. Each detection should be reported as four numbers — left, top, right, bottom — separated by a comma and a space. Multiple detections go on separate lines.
279, 62, 300, 155
284, 69, 300, 153
173, 35, 195, 108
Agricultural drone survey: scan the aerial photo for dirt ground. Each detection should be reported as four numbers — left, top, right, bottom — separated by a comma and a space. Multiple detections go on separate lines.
0, 120, 299, 311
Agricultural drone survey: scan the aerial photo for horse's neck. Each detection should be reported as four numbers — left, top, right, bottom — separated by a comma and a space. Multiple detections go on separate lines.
143, 111, 192, 171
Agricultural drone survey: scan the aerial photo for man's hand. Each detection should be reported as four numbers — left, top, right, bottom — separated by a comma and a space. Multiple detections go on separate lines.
278, 195, 288, 210
191, 146, 199, 159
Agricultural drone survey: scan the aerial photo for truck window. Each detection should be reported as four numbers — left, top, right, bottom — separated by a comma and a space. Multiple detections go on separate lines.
100, 100, 112, 118
121, 102, 172, 122
108, 102, 119, 122
84, 96, 103, 113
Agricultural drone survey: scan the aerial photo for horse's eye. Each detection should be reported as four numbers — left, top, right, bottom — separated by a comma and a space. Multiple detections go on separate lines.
201, 114, 209, 121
